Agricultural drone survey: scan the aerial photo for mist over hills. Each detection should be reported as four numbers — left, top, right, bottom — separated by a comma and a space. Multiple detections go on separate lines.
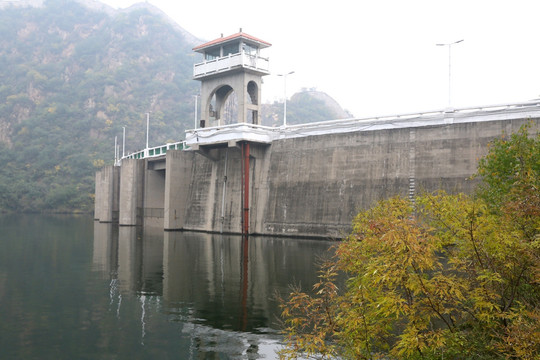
0, 0, 350, 212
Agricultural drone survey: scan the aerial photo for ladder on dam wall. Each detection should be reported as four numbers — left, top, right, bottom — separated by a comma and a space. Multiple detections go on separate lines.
408, 128, 416, 204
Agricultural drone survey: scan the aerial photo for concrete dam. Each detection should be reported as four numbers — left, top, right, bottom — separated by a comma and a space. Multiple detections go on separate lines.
93, 31, 540, 239
94, 101, 540, 239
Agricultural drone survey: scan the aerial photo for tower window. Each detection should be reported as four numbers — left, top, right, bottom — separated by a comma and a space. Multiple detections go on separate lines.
223, 42, 240, 56
243, 43, 257, 56
205, 48, 220, 61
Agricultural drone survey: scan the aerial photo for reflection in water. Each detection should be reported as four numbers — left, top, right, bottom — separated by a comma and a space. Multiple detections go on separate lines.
92, 222, 334, 358
0, 215, 334, 359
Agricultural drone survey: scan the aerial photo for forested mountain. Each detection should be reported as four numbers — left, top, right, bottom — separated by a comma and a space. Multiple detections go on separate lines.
261, 89, 352, 126
0, 0, 350, 213
0, 0, 200, 212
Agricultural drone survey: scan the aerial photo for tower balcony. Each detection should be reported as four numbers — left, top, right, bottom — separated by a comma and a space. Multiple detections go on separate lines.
193, 51, 270, 79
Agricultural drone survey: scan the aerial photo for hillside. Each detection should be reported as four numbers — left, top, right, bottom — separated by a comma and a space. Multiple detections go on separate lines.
0, 0, 201, 212
0, 0, 351, 213
262, 89, 352, 126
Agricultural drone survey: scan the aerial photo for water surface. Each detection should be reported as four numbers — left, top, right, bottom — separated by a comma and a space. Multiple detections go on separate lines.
0, 214, 334, 359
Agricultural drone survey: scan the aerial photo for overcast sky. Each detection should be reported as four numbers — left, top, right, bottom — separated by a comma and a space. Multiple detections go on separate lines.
100, 0, 540, 118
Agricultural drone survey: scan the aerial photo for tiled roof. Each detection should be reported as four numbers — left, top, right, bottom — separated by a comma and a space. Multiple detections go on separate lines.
193, 32, 271, 52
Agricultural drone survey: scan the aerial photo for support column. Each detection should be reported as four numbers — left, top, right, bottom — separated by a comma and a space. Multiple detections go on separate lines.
94, 165, 120, 223
164, 150, 194, 230
241, 142, 250, 234
119, 159, 144, 226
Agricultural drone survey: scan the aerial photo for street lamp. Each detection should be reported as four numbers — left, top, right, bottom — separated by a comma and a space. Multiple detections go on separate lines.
114, 136, 118, 165
145, 112, 150, 149
193, 94, 199, 129
122, 126, 126, 159
277, 71, 295, 126
436, 39, 464, 108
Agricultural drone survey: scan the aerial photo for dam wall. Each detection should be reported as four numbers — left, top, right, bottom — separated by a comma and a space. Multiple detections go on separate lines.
94, 109, 539, 239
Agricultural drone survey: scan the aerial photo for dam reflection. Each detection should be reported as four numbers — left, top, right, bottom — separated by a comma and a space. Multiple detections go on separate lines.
92, 221, 334, 356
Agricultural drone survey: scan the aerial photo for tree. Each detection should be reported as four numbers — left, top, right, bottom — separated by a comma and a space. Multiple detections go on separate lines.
476, 121, 540, 241
278, 123, 540, 359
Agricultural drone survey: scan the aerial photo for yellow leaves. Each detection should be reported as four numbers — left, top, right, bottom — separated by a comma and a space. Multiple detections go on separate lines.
498, 309, 540, 359
18, 126, 28, 136
280, 183, 540, 358
106, 103, 119, 113
27, 69, 47, 82
92, 159, 105, 168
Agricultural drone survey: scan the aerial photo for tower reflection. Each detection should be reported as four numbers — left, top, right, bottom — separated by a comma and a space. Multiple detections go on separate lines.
93, 221, 334, 357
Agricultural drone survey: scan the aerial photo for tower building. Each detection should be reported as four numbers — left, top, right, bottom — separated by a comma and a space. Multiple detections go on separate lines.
193, 31, 271, 127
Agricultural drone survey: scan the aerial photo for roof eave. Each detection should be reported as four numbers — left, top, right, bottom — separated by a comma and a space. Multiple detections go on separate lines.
193, 32, 271, 53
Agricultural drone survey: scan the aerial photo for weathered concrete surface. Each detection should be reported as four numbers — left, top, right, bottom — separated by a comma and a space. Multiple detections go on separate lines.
118, 159, 144, 226
166, 147, 245, 233
164, 150, 195, 230
94, 165, 119, 222
261, 128, 410, 238
259, 119, 535, 238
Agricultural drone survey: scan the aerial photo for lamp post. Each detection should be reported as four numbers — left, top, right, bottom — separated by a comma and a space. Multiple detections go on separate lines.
193, 95, 199, 129
277, 71, 295, 126
114, 136, 118, 165
145, 112, 150, 149
122, 126, 125, 159
436, 39, 464, 107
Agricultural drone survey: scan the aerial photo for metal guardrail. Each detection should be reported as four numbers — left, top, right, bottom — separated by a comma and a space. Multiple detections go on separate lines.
284, 99, 540, 130
119, 141, 187, 163
116, 100, 540, 165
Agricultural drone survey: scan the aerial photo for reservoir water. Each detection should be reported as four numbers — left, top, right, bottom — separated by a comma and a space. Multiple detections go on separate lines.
0, 214, 335, 359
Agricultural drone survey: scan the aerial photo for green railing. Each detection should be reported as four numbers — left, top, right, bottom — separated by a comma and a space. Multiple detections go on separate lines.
122, 141, 188, 161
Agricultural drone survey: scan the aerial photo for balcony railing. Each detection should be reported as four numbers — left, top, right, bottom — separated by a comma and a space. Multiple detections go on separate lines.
193, 51, 270, 78
117, 141, 187, 164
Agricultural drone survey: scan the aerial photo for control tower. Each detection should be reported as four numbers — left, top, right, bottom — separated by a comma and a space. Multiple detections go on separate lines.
193, 30, 271, 127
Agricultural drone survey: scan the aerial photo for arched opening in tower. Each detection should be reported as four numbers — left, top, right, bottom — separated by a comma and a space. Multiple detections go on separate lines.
209, 85, 238, 125
247, 81, 258, 124
222, 91, 238, 125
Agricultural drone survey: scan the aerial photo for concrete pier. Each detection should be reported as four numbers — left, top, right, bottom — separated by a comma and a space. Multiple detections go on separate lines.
164, 150, 195, 230
94, 165, 119, 223
118, 159, 144, 226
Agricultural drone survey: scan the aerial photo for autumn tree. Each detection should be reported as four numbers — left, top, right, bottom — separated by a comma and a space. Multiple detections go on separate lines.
278, 123, 539, 359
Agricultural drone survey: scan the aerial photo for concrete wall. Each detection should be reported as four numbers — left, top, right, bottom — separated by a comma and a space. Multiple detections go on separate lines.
164, 147, 247, 233
258, 119, 533, 238
119, 159, 145, 226
164, 150, 194, 230
260, 128, 411, 237
94, 165, 119, 222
